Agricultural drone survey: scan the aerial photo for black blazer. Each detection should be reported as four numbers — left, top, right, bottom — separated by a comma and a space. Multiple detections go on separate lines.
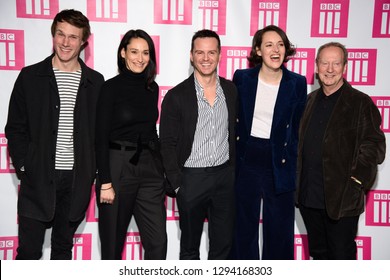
159, 73, 238, 193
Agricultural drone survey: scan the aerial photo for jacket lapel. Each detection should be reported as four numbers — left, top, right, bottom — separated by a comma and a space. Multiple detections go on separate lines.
241, 65, 260, 134
185, 74, 199, 137
271, 66, 292, 134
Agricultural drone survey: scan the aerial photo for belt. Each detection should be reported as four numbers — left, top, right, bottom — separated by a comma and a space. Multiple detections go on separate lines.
183, 161, 230, 173
109, 142, 149, 151
109, 141, 157, 165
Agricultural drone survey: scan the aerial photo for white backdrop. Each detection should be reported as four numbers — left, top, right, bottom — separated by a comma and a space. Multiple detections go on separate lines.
0, 0, 389, 260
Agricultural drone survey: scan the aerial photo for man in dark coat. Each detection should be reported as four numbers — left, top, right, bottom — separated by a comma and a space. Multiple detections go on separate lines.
5, 9, 104, 259
296, 42, 386, 259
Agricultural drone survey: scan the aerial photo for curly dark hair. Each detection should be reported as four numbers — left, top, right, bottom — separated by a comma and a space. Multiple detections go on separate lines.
248, 25, 296, 67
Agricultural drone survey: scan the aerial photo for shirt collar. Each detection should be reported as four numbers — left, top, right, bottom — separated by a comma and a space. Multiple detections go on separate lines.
194, 74, 222, 99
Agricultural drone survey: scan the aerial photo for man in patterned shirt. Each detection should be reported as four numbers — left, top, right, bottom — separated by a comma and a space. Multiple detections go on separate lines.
160, 29, 238, 259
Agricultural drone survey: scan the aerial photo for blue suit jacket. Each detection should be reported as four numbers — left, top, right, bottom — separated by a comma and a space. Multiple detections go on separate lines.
233, 64, 307, 194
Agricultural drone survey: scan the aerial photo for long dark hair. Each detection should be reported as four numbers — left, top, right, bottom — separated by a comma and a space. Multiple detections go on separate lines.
248, 25, 296, 67
117, 29, 157, 89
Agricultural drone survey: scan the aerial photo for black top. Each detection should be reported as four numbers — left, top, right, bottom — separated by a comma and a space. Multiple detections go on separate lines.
299, 84, 342, 209
96, 67, 159, 183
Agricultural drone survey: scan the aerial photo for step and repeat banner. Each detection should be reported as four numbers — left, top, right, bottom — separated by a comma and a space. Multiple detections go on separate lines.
0, 0, 389, 260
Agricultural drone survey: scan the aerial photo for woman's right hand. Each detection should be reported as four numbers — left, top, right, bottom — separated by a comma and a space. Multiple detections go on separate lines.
100, 183, 115, 204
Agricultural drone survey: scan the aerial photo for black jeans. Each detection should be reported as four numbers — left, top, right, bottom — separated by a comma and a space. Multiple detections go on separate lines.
16, 169, 81, 260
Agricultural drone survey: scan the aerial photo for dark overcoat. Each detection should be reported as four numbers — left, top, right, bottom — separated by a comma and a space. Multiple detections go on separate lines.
5, 54, 104, 222
296, 80, 386, 220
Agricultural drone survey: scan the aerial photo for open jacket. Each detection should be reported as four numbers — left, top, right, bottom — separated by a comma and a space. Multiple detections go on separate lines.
159, 73, 238, 193
296, 80, 386, 220
5, 54, 104, 222
234, 64, 307, 194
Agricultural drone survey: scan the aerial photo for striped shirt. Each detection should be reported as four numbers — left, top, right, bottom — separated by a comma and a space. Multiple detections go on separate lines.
53, 68, 81, 170
184, 75, 229, 168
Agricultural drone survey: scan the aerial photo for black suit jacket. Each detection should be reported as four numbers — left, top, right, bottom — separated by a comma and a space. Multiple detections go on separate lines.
159, 73, 238, 193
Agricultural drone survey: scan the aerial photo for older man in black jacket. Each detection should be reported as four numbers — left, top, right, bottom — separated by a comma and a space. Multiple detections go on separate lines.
296, 42, 386, 260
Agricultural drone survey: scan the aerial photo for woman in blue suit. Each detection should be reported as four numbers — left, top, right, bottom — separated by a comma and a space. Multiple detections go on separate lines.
231, 25, 307, 260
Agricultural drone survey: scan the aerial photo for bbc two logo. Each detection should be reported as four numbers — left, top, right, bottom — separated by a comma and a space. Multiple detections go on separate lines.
294, 235, 372, 260
154, 0, 227, 34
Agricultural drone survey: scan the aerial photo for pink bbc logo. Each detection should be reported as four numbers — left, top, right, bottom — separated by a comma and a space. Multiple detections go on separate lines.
0, 30, 25, 70
80, 34, 94, 69
250, 0, 288, 36
292, 234, 371, 260
356, 236, 371, 260
371, 96, 390, 133
366, 190, 390, 226
73, 234, 92, 260
87, 0, 127, 22
0, 134, 15, 174
16, 0, 59, 19
373, 0, 390, 37
345, 49, 377, 85
86, 184, 98, 223
294, 235, 309, 260
122, 232, 143, 260
285, 48, 316, 85
166, 196, 180, 221
154, 0, 193, 25
0, 236, 18, 260
219, 46, 251, 80
197, 0, 227, 35
158, 86, 172, 124
311, 0, 349, 37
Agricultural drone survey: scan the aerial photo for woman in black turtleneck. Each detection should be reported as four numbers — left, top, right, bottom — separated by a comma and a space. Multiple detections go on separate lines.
95, 29, 167, 260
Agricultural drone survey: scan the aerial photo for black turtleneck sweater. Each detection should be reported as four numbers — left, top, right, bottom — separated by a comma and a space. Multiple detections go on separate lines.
96, 68, 159, 183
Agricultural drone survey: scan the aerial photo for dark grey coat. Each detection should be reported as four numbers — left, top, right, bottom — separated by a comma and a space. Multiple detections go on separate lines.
296, 80, 386, 220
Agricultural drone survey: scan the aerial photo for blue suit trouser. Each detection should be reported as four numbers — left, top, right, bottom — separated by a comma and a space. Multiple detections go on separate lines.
232, 137, 295, 260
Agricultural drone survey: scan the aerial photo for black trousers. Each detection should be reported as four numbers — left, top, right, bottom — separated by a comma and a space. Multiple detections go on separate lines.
16, 169, 81, 260
177, 162, 235, 260
299, 205, 359, 260
97, 145, 167, 260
